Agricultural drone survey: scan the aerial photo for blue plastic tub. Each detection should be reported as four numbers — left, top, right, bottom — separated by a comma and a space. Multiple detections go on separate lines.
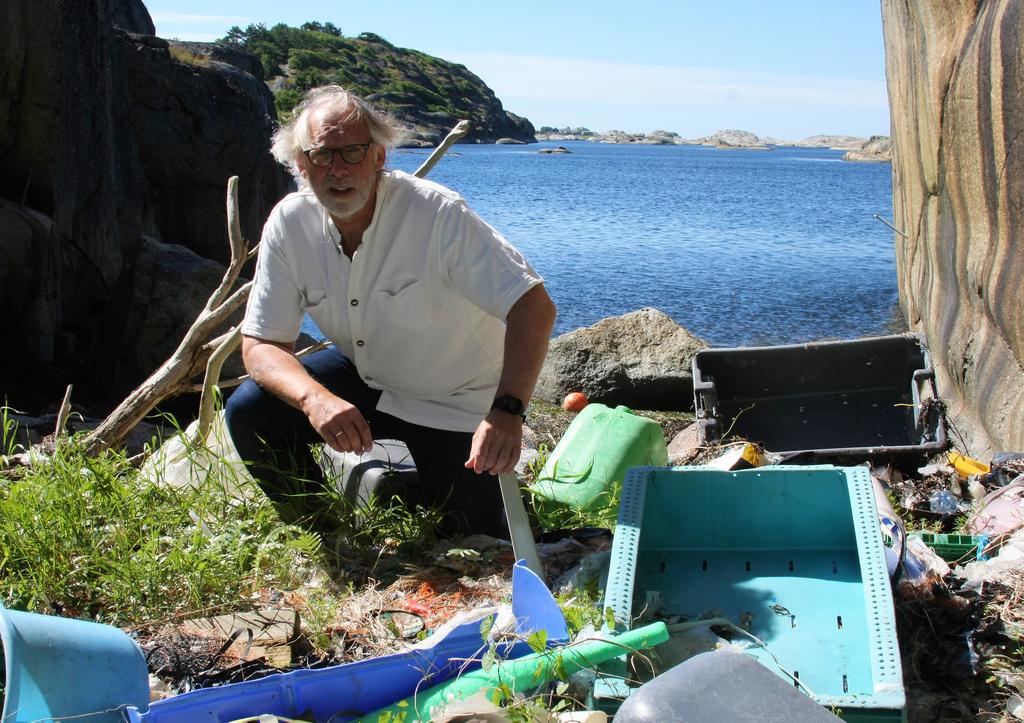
0, 604, 150, 723
129, 561, 567, 723
601, 466, 904, 721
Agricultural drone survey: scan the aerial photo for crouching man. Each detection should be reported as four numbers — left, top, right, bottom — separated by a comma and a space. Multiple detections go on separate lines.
225, 85, 556, 539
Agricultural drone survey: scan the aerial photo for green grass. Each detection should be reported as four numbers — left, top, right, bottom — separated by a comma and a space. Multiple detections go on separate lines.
0, 407, 452, 630
0, 433, 319, 624
168, 44, 212, 68
1, 401, 21, 461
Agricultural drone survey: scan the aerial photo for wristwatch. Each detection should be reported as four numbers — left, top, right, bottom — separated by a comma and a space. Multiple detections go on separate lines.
491, 394, 527, 422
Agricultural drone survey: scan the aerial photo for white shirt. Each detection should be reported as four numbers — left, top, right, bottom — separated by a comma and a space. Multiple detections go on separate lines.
243, 170, 543, 432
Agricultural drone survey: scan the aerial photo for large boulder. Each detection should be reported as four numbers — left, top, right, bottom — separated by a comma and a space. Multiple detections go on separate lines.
882, 0, 1024, 453
110, 0, 153, 35
113, 236, 245, 395
534, 308, 707, 411
0, 201, 59, 377
0, 0, 290, 408
0, 0, 147, 407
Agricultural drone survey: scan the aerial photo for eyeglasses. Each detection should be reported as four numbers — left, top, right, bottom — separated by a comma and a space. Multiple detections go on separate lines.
303, 143, 373, 167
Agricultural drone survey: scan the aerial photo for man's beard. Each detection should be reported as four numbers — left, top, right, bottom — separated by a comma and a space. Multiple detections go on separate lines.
314, 175, 374, 221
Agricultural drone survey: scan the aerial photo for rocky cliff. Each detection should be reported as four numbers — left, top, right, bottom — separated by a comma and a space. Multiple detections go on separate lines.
0, 0, 291, 408
227, 24, 535, 145
882, 0, 1024, 453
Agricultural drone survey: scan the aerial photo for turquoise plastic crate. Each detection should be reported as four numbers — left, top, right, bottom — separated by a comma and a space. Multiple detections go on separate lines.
602, 465, 905, 721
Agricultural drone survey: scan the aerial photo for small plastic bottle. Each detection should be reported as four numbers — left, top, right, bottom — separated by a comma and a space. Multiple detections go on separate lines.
929, 489, 958, 514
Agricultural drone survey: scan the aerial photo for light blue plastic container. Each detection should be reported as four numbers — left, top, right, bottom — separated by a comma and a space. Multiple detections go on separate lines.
0, 604, 150, 723
601, 465, 905, 721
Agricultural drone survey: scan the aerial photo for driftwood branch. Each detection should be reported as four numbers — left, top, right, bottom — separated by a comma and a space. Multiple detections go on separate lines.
209, 177, 248, 309
197, 327, 242, 437
414, 120, 471, 178
54, 384, 73, 440
82, 177, 250, 454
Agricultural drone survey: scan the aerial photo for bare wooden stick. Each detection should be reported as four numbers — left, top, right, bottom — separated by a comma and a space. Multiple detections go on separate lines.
197, 326, 242, 437
54, 384, 73, 439
208, 178, 249, 309
187, 339, 330, 393
82, 177, 250, 454
414, 120, 471, 179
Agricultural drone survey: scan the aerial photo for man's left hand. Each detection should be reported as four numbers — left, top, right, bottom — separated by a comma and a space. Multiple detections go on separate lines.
464, 410, 523, 475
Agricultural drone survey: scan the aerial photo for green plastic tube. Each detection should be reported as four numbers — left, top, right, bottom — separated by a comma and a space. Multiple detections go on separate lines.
354, 622, 669, 723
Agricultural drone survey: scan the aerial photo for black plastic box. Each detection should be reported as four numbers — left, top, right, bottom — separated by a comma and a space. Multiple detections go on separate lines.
692, 334, 947, 461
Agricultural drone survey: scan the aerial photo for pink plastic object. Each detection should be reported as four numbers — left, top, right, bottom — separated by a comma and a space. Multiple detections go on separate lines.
966, 476, 1024, 535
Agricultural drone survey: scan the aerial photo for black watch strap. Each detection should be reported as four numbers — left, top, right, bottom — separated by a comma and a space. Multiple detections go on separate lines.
491, 394, 527, 421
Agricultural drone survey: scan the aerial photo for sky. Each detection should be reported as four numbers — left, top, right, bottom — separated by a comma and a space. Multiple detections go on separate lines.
149, 1, 890, 140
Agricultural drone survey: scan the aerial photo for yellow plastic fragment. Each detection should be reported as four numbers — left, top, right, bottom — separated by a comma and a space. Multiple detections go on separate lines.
948, 451, 990, 479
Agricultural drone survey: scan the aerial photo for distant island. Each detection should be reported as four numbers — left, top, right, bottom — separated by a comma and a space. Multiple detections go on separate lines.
535, 127, 892, 161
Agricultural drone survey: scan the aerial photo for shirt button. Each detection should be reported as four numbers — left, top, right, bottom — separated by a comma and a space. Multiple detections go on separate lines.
356, 340, 365, 347
350, 299, 358, 306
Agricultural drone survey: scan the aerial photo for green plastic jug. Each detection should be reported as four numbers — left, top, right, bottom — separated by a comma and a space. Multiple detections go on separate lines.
532, 403, 668, 511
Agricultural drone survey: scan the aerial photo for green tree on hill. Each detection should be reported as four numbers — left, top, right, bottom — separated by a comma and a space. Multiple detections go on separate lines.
221, 22, 535, 142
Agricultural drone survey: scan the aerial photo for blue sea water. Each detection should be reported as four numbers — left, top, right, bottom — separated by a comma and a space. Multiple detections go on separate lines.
312, 140, 898, 347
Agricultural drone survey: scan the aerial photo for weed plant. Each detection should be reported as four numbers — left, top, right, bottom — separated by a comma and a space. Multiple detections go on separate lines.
0, 427, 319, 624
0, 408, 448, 630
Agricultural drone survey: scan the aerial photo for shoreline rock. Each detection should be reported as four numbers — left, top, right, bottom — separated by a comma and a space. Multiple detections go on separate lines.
536, 128, 876, 149
843, 135, 892, 163
534, 308, 707, 411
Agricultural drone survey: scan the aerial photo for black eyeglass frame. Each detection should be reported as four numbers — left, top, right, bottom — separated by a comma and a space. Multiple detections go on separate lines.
302, 143, 374, 167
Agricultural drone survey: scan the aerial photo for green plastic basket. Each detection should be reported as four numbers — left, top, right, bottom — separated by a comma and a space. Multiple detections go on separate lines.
601, 465, 905, 721
908, 532, 991, 563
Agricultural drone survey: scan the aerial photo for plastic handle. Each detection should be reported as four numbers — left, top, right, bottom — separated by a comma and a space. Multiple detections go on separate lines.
498, 472, 544, 578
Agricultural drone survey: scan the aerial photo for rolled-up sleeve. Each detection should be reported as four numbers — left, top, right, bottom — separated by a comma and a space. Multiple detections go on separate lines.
241, 221, 304, 343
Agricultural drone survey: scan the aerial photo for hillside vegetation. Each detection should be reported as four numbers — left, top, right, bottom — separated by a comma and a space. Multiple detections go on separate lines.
222, 22, 535, 145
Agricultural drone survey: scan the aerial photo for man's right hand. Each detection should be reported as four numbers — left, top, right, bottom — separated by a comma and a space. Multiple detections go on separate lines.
301, 389, 373, 455
242, 336, 374, 455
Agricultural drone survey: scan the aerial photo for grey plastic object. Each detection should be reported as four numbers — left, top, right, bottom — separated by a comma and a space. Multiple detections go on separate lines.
692, 333, 947, 461
615, 649, 841, 723
323, 439, 420, 508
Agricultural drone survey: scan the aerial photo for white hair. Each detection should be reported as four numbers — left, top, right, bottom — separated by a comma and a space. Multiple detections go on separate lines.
270, 85, 404, 178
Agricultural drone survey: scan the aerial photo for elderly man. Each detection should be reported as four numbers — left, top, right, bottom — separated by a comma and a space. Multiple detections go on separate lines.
225, 86, 556, 539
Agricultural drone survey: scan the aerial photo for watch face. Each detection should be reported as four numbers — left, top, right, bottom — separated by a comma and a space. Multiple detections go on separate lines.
493, 395, 525, 415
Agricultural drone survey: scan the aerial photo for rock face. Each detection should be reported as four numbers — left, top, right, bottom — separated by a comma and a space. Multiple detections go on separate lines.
0, 0, 291, 407
124, 35, 289, 264
534, 308, 707, 411
843, 135, 892, 163
882, 0, 1024, 453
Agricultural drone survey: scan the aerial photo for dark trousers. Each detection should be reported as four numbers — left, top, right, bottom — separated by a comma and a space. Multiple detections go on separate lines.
224, 347, 507, 538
